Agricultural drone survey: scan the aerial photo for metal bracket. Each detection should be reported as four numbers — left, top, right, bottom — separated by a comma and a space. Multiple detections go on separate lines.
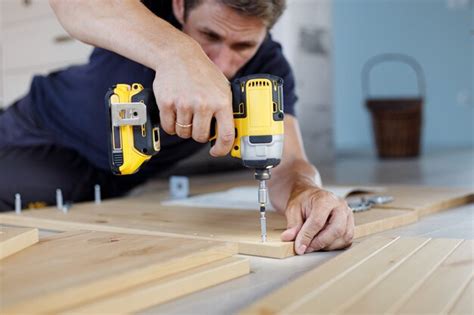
169, 176, 190, 200
111, 102, 147, 126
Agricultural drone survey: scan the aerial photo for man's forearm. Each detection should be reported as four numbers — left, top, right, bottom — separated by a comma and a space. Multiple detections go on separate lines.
269, 159, 322, 213
49, 0, 196, 71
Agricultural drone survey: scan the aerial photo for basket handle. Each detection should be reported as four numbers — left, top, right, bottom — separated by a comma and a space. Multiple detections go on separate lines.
362, 53, 426, 100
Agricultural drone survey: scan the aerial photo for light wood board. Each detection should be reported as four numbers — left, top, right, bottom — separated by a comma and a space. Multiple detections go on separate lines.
0, 197, 417, 259
135, 178, 473, 217
66, 257, 250, 314
0, 230, 238, 314
240, 236, 474, 315
362, 185, 474, 216
0, 226, 38, 259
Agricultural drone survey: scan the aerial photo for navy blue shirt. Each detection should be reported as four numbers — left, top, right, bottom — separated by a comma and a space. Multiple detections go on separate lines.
15, 1, 297, 172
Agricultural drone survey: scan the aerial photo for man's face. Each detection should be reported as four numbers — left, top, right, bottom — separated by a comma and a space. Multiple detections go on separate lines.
177, 0, 268, 79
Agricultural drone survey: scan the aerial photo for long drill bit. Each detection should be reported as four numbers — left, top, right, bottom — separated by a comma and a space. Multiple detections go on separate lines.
258, 179, 267, 242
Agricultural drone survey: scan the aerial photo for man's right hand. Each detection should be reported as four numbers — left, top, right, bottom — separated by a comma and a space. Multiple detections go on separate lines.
49, 0, 235, 157
153, 40, 235, 157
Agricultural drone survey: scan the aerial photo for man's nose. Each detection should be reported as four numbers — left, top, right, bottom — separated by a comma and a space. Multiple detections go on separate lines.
212, 46, 235, 78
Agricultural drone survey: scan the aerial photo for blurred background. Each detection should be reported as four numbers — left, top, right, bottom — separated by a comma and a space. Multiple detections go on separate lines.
272, 0, 473, 162
0, 0, 472, 182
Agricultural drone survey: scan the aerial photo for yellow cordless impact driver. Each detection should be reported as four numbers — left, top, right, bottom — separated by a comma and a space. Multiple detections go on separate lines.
105, 74, 285, 242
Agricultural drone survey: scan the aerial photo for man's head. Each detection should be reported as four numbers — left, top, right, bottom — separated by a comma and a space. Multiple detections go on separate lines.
172, 0, 286, 79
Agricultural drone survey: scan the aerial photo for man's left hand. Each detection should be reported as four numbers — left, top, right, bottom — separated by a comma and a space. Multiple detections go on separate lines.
280, 181, 354, 255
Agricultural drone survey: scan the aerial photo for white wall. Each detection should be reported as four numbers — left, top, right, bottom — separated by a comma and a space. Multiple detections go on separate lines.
272, 0, 335, 163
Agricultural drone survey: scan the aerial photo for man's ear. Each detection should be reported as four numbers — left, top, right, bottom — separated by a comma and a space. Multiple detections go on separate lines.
172, 0, 185, 25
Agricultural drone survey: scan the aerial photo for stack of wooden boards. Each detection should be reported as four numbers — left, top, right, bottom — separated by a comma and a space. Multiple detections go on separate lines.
0, 229, 249, 313
0, 184, 472, 259
241, 236, 474, 314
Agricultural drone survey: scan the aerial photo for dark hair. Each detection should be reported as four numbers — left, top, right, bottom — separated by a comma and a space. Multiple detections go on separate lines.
184, 0, 286, 28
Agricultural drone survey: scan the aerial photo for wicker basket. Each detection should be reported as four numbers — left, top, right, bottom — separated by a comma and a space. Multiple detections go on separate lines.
362, 54, 425, 158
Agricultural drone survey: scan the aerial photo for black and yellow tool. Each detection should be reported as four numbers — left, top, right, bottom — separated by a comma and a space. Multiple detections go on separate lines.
105, 83, 161, 175
211, 74, 285, 242
106, 74, 284, 242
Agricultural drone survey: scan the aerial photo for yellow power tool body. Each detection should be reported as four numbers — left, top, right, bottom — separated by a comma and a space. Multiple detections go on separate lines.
211, 74, 285, 242
229, 74, 284, 171
105, 83, 161, 175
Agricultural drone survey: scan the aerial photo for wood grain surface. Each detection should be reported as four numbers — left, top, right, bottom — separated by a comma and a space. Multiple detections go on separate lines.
66, 257, 250, 314
0, 230, 238, 314
240, 236, 474, 315
0, 226, 38, 259
0, 197, 417, 259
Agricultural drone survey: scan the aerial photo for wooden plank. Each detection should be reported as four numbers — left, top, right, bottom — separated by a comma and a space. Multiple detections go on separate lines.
66, 257, 250, 314
0, 198, 417, 259
239, 237, 474, 315
0, 226, 38, 259
281, 237, 430, 314
340, 238, 463, 314
353, 208, 418, 238
0, 230, 238, 314
240, 237, 399, 314
393, 240, 474, 314
370, 185, 474, 216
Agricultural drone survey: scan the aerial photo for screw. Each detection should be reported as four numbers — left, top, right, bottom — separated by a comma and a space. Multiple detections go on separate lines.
94, 184, 101, 204
56, 189, 63, 210
15, 193, 21, 214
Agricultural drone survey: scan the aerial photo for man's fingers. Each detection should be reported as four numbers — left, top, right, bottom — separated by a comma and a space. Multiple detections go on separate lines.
305, 207, 348, 253
192, 110, 212, 143
341, 208, 355, 246
295, 206, 332, 255
175, 105, 193, 139
323, 211, 354, 251
321, 237, 352, 251
209, 108, 234, 157
281, 205, 303, 242
158, 102, 176, 136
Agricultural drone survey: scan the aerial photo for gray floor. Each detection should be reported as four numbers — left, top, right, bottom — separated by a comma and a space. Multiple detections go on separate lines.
143, 148, 474, 314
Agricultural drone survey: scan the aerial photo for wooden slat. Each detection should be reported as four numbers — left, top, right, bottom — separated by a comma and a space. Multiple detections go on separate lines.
285, 237, 430, 314
393, 240, 474, 314
371, 185, 474, 216
240, 237, 474, 315
66, 257, 250, 314
0, 197, 417, 259
0, 226, 38, 259
240, 237, 399, 314
338, 238, 463, 313
449, 277, 474, 315
0, 230, 238, 314
353, 208, 417, 238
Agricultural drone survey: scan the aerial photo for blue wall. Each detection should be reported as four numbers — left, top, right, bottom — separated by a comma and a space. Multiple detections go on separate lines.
333, 0, 473, 152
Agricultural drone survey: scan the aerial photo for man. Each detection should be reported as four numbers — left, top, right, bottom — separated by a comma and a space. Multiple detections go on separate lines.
0, 0, 353, 254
